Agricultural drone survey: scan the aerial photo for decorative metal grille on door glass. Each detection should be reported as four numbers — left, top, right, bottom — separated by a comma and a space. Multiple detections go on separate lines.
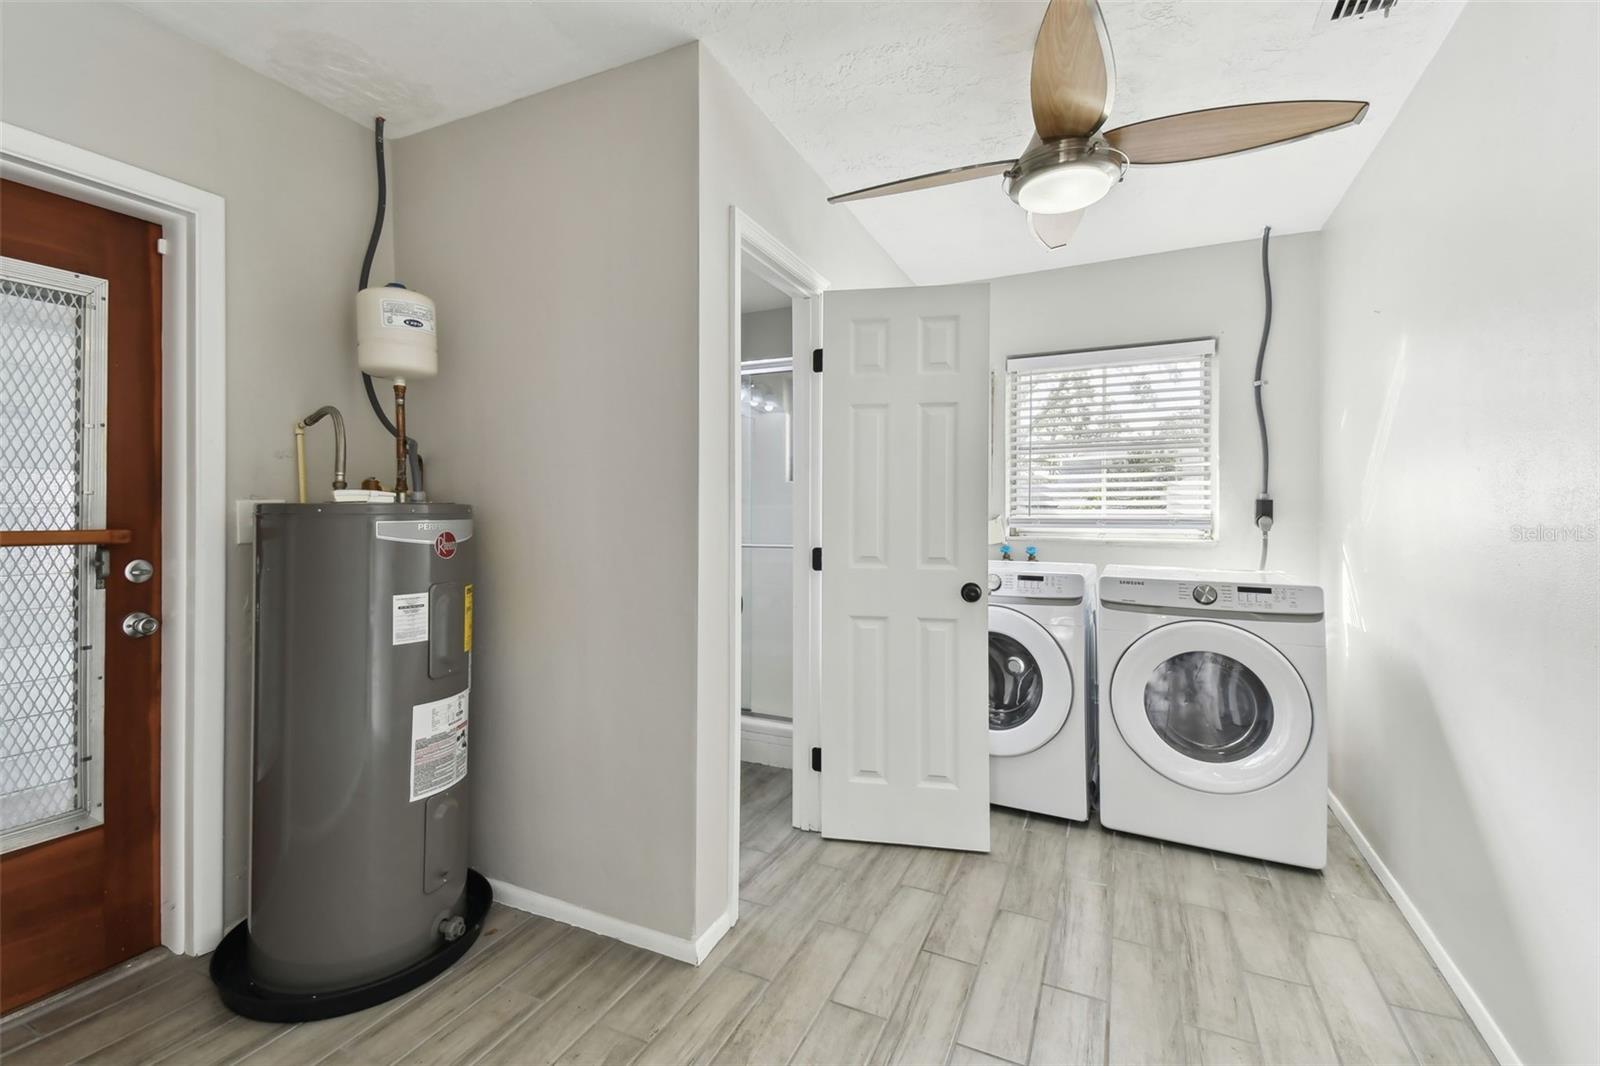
0, 258, 108, 853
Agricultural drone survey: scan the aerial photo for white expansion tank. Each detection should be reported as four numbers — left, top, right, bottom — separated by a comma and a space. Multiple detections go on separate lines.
357, 284, 437, 381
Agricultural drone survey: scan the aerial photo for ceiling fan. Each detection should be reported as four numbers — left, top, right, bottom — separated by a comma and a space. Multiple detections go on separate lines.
827, 0, 1370, 249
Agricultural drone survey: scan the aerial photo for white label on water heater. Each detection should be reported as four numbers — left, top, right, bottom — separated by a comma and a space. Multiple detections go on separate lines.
392, 592, 429, 645
411, 689, 469, 802
380, 298, 436, 334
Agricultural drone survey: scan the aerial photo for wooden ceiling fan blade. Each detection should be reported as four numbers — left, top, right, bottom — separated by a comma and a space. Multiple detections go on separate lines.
1030, 209, 1086, 250
1030, 0, 1115, 140
1105, 100, 1370, 165
827, 160, 1016, 204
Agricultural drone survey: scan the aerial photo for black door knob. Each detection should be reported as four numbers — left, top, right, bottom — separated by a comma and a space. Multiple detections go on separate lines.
961, 582, 983, 603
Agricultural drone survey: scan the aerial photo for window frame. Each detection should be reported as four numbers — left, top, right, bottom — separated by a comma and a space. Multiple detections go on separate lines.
1002, 337, 1220, 543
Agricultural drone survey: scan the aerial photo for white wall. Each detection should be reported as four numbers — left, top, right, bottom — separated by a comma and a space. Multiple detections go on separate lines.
988, 234, 1323, 578
695, 45, 911, 933
1318, 3, 1599, 1062
740, 306, 792, 363
392, 46, 703, 939
0, 1, 397, 923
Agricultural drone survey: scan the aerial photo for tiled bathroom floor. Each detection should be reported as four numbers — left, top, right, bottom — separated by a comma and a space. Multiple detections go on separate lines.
0, 764, 1495, 1065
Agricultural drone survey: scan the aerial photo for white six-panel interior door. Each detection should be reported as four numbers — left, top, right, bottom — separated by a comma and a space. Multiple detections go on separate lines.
818, 283, 991, 851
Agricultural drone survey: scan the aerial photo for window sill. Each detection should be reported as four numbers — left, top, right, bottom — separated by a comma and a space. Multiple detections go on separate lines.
1004, 531, 1219, 548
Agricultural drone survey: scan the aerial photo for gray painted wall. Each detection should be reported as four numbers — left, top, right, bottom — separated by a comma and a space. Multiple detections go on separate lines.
986, 234, 1323, 578
392, 46, 704, 937
0, 1, 399, 923
1318, 3, 1598, 1061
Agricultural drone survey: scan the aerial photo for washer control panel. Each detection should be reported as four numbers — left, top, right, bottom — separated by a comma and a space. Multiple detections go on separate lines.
989, 568, 1085, 601
1101, 575, 1323, 615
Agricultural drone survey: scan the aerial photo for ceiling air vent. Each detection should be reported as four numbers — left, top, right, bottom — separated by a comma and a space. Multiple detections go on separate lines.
1321, 0, 1398, 24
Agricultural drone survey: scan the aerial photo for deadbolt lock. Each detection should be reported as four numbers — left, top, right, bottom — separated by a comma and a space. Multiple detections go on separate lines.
125, 559, 155, 584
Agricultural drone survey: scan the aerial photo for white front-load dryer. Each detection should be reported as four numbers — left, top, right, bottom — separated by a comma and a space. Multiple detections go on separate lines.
988, 561, 1094, 822
1097, 565, 1328, 868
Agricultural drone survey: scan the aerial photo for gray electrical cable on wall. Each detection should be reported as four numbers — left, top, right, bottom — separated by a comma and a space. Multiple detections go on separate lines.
1253, 226, 1274, 570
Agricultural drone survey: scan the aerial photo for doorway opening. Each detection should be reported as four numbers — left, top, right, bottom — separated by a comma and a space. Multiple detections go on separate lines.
738, 270, 795, 760
734, 286, 800, 937
726, 210, 827, 926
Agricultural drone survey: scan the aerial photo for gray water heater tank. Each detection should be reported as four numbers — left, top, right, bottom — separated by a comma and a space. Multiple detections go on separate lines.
212, 502, 488, 1020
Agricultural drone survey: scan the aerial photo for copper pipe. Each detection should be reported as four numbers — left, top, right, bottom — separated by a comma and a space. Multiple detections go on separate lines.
393, 382, 409, 501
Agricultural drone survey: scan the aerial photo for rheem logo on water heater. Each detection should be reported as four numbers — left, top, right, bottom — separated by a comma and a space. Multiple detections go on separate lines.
434, 532, 457, 559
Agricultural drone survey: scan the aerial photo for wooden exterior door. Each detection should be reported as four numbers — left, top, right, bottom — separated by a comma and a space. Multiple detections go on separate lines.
0, 180, 163, 1012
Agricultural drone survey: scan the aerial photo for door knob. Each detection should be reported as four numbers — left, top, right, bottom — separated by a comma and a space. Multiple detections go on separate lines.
961, 582, 983, 603
122, 612, 160, 638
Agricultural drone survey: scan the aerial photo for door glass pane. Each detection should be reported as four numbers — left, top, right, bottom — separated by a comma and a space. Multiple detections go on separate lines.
989, 632, 1042, 730
0, 546, 81, 831
1, 266, 105, 849
1143, 650, 1273, 763
0, 281, 83, 530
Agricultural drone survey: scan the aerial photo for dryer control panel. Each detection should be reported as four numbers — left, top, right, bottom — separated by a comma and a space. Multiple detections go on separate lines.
1100, 575, 1323, 616
989, 569, 1085, 601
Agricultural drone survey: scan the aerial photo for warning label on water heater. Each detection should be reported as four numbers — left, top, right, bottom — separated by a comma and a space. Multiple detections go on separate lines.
411, 690, 469, 802
392, 592, 429, 645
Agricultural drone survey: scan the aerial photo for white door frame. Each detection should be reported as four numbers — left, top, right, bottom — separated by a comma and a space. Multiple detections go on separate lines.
727, 207, 827, 917
1, 123, 228, 956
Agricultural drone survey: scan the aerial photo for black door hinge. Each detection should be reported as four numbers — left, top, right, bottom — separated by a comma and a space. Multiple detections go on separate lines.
812, 347, 823, 373
811, 547, 822, 572
811, 747, 822, 772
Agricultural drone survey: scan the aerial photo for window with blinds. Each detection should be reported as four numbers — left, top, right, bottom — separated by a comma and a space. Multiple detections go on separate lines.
1005, 339, 1217, 538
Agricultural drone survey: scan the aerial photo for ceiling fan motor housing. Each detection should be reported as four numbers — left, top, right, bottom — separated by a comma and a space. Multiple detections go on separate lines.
1005, 137, 1128, 215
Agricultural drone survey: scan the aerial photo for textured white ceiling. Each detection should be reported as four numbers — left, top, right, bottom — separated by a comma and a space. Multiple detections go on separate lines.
130, 0, 1465, 283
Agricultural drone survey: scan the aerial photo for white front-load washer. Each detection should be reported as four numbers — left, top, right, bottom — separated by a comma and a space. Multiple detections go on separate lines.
988, 561, 1094, 822
1097, 565, 1328, 868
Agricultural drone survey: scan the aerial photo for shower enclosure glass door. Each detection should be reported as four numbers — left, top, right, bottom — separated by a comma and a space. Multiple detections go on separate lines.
740, 358, 793, 720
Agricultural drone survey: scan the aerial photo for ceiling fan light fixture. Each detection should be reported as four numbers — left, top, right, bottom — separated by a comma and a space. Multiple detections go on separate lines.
1005, 140, 1127, 215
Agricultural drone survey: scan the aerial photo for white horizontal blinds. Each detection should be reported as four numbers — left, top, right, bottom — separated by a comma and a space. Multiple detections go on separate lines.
1007, 340, 1216, 537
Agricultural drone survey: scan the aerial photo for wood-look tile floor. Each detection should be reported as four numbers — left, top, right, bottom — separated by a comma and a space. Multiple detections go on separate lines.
0, 764, 1497, 1066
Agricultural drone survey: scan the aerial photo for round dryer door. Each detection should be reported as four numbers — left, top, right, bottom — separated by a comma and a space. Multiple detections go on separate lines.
988, 605, 1072, 757
1109, 620, 1312, 794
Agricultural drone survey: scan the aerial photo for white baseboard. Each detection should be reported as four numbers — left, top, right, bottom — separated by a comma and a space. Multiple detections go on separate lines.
691, 906, 735, 963
740, 714, 793, 768
1327, 792, 1520, 1066
487, 878, 730, 965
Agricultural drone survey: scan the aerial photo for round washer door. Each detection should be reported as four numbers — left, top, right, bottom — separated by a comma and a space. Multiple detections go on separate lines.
988, 605, 1072, 757
1109, 620, 1311, 794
